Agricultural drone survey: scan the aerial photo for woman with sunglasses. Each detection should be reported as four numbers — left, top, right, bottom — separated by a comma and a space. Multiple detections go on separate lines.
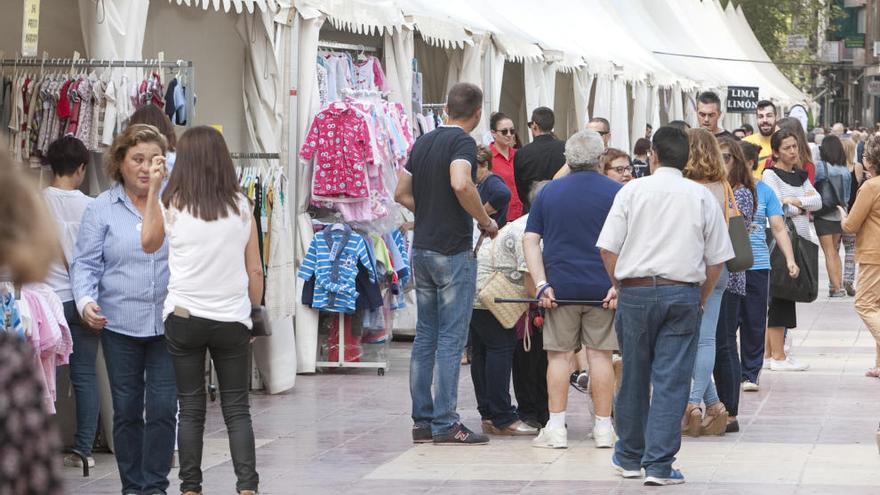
601, 148, 634, 185
489, 112, 523, 221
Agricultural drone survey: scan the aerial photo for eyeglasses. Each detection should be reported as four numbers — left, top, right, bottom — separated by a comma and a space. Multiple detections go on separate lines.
607, 165, 634, 175
722, 153, 733, 163
495, 128, 516, 136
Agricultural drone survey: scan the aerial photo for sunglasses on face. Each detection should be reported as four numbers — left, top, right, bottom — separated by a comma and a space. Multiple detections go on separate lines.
495, 128, 516, 136
722, 153, 733, 163
597, 130, 610, 136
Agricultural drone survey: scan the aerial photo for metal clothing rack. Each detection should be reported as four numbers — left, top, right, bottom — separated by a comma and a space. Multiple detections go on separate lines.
0, 57, 197, 127
230, 152, 280, 160
317, 41, 378, 53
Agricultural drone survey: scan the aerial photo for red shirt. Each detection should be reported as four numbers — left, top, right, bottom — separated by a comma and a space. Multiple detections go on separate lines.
490, 143, 522, 220
763, 157, 816, 185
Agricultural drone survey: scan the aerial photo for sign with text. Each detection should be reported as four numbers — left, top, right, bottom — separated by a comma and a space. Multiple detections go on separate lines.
868, 80, 880, 97
726, 86, 759, 113
21, 0, 40, 57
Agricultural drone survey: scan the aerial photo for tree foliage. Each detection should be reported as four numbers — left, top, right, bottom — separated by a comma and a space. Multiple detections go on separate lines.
720, 0, 843, 93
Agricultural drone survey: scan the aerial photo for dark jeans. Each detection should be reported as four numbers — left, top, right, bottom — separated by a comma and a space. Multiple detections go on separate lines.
410, 249, 477, 435
513, 328, 548, 427
469, 309, 518, 428
64, 301, 100, 456
164, 314, 258, 494
101, 330, 177, 495
713, 291, 744, 417
614, 285, 702, 478
739, 269, 770, 383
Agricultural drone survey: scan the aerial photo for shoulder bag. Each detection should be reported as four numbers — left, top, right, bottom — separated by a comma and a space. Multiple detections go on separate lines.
723, 182, 754, 272
477, 238, 529, 329
769, 218, 819, 303
815, 160, 845, 216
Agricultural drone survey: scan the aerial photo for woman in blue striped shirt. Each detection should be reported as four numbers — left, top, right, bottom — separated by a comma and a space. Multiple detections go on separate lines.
71, 124, 177, 495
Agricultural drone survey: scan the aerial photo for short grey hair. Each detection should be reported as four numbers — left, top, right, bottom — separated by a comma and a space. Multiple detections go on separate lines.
565, 130, 605, 172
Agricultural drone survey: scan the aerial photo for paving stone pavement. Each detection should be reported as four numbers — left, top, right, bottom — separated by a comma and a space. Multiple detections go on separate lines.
64, 247, 880, 494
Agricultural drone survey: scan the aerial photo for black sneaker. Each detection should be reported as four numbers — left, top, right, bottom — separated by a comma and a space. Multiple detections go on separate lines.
433, 423, 489, 445
412, 425, 433, 443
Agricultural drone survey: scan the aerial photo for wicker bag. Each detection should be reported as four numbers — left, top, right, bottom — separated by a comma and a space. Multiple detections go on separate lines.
477, 239, 528, 329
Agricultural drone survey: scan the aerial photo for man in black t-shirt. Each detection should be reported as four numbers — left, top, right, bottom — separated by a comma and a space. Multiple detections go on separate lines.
514, 107, 566, 212
697, 91, 734, 139
395, 82, 499, 446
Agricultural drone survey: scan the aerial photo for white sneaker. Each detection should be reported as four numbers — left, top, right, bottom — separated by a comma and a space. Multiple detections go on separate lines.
532, 426, 568, 449
762, 359, 773, 370
742, 381, 760, 392
770, 356, 809, 372
592, 422, 616, 448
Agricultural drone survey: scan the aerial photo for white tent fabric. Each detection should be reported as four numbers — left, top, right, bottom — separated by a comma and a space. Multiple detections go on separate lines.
236, 12, 298, 393
524, 61, 557, 127
593, 75, 613, 124
573, 68, 594, 132
167, 0, 288, 14
289, 12, 324, 373
630, 81, 649, 153
293, 0, 402, 35
610, 77, 630, 152
384, 27, 415, 119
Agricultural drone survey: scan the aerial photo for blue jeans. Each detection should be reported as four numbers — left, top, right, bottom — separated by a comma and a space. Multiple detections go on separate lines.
102, 330, 177, 495
739, 269, 770, 383
410, 249, 477, 435
64, 301, 101, 457
689, 267, 728, 406
469, 309, 518, 428
714, 291, 744, 416
614, 284, 702, 478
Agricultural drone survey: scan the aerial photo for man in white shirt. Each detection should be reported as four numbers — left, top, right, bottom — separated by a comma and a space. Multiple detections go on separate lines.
596, 126, 733, 487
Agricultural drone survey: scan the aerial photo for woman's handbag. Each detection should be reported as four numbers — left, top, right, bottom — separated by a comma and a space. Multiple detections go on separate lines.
723, 182, 754, 272
769, 218, 819, 303
250, 306, 273, 337
477, 238, 529, 329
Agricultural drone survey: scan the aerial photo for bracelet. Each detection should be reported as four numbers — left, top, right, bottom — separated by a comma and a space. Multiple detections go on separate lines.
535, 280, 548, 290
478, 218, 492, 229
536, 283, 551, 300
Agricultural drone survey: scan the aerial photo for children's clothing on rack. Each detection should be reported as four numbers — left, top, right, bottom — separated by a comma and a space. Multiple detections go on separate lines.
1, 287, 25, 338
316, 52, 387, 107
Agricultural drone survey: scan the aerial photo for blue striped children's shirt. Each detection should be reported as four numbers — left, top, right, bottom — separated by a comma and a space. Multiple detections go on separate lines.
71, 184, 169, 338
298, 226, 376, 313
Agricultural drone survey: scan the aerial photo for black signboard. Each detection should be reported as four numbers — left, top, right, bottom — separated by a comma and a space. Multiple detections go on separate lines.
727, 86, 759, 114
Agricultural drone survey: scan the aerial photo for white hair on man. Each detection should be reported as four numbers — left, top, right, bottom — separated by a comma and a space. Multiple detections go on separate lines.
565, 130, 605, 172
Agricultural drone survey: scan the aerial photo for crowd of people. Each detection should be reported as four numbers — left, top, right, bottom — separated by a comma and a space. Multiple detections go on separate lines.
2, 79, 880, 492
400, 84, 880, 487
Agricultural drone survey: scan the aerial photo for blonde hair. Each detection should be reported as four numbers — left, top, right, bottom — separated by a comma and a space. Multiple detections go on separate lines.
684, 128, 726, 182
0, 151, 61, 283
863, 134, 880, 174
841, 138, 857, 169
105, 124, 168, 183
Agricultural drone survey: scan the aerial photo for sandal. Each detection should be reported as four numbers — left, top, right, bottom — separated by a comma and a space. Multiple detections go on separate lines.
681, 403, 702, 437
865, 367, 880, 378
701, 403, 729, 436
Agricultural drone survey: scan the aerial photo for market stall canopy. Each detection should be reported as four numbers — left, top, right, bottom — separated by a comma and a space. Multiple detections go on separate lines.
167, 0, 289, 14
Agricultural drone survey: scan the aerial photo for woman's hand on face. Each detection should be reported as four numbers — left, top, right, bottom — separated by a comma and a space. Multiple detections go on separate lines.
149, 156, 167, 191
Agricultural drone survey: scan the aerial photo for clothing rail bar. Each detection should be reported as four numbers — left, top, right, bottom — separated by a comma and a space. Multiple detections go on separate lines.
422, 103, 446, 108
230, 152, 280, 159
317, 41, 378, 53
0, 58, 193, 68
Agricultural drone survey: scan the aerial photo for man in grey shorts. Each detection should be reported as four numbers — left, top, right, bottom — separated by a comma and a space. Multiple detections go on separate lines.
523, 130, 623, 450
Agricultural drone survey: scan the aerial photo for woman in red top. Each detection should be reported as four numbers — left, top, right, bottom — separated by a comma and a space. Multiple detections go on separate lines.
489, 112, 523, 220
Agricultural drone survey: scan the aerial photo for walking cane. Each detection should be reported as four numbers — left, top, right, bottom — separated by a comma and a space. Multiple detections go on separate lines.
493, 298, 605, 306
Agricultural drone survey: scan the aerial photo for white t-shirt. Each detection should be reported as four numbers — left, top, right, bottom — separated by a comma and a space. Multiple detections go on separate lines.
43, 187, 94, 302
162, 193, 253, 327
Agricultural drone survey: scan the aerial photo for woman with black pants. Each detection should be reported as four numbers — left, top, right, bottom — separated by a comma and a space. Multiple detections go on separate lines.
141, 126, 263, 495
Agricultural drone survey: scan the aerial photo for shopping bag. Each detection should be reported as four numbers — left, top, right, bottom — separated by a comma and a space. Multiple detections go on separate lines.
769, 219, 818, 303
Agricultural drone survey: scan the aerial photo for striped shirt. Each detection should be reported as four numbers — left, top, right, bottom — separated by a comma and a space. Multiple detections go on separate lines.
71, 184, 169, 338
297, 227, 376, 313
749, 181, 784, 271
761, 168, 822, 243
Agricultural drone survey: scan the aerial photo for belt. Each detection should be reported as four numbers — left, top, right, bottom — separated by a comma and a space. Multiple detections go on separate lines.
619, 277, 697, 288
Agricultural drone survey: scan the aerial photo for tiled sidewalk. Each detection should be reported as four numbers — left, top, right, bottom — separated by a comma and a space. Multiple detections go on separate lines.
66, 268, 880, 494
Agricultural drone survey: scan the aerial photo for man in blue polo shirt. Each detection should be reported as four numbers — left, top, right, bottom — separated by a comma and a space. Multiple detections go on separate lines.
523, 130, 622, 450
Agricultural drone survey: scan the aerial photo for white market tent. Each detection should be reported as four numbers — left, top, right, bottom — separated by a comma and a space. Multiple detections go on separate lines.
57, 0, 807, 388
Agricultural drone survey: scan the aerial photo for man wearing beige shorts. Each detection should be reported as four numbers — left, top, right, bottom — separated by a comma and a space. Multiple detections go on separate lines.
523, 130, 622, 450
